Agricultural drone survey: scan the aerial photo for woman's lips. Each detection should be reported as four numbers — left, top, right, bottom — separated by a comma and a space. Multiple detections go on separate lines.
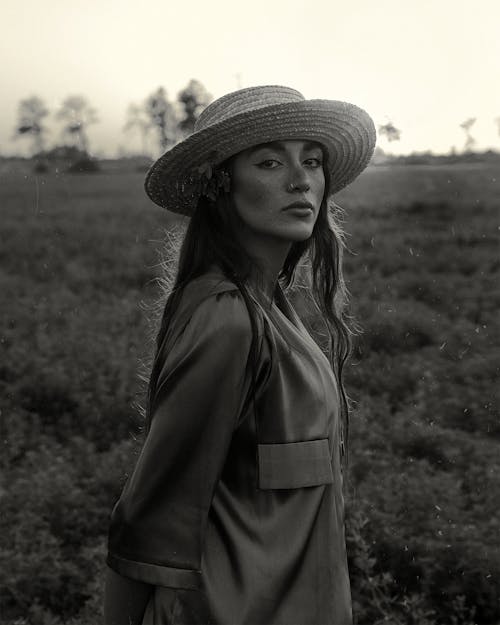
284, 201, 314, 210
285, 206, 314, 217
283, 201, 314, 216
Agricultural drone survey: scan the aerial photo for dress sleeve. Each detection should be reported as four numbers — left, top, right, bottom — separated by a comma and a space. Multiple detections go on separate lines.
107, 289, 260, 591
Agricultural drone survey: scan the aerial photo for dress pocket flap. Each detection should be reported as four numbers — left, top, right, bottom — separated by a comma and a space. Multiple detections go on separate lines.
258, 439, 333, 489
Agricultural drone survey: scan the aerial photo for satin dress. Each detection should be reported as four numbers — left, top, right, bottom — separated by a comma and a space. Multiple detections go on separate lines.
107, 268, 352, 625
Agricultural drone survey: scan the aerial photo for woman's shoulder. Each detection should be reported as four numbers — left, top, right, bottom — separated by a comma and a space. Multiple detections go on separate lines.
183, 267, 240, 303
156, 268, 273, 394
171, 267, 255, 339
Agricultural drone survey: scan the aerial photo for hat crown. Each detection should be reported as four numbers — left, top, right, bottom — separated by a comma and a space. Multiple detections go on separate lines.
195, 85, 305, 133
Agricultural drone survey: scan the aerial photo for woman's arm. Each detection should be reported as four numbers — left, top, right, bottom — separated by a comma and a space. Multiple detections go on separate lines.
105, 289, 268, 622
103, 566, 152, 625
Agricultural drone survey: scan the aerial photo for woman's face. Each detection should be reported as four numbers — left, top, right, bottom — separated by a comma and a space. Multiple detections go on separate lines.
230, 139, 326, 243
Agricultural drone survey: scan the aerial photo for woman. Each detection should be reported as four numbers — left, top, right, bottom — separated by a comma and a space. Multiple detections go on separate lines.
105, 85, 376, 625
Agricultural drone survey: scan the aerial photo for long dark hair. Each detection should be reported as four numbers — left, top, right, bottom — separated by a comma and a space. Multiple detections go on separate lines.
146, 160, 356, 468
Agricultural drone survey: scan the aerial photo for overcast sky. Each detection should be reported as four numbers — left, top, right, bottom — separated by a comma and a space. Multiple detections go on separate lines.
2, 0, 499, 157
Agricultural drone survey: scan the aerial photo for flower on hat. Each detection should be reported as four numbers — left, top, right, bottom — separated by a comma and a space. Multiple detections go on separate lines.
196, 162, 231, 201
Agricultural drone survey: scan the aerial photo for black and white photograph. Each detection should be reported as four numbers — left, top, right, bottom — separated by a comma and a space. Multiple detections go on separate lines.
1, 1, 499, 623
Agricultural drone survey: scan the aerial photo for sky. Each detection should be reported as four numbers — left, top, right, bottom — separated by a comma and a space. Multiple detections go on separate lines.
1, 0, 499, 157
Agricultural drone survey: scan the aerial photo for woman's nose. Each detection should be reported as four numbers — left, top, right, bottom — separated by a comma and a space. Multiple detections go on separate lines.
286, 167, 311, 192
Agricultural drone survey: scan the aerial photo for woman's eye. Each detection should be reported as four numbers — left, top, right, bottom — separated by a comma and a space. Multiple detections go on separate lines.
304, 158, 323, 168
257, 159, 280, 169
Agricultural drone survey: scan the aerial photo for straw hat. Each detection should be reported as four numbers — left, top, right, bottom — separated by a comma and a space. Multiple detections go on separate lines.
145, 85, 376, 214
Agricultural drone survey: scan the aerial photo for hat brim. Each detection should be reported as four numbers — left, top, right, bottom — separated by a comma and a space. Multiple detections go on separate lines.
145, 99, 376, 214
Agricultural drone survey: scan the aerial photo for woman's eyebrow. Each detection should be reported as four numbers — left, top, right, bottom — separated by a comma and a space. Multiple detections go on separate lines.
302, 141, 324, 153
246, 141, 286, 156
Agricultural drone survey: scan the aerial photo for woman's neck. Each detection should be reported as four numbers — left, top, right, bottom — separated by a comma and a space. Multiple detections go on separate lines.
245, 247, 290, 306
236, 231, 291, 304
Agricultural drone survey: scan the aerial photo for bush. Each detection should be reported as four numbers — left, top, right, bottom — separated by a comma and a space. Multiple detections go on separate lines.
0, 438, 137, 622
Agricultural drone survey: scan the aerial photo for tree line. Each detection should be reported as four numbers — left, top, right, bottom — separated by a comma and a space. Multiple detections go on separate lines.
379, 115, 500, 152
13, 79, 211, 159
14, 80, 499, 160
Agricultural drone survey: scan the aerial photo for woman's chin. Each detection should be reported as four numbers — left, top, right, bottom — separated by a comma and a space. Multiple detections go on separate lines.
279, 224, 315, 242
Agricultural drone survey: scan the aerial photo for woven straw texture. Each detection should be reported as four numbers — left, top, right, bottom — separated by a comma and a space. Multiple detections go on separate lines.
144, 86, 376, 214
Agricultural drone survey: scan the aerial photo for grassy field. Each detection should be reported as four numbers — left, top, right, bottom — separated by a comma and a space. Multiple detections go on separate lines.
1, 161, 499, 624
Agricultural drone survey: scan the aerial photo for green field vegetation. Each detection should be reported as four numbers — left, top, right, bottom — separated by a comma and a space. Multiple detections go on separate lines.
1, 162, 499, 624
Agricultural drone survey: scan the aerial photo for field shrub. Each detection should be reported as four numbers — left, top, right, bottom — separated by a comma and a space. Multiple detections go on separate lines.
66, 158, 100, 173
1, 437, 137, 622
2, 164, 499, 623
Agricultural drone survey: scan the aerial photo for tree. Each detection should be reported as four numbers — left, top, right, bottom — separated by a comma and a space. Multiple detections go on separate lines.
56, 96, 98, 153
144, 87, 177, 154
378, 122, 401, 143
14, 96, 49, 155
123, 104, 151, 156
177, 79, 212, 137
460, 117, 476, 152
